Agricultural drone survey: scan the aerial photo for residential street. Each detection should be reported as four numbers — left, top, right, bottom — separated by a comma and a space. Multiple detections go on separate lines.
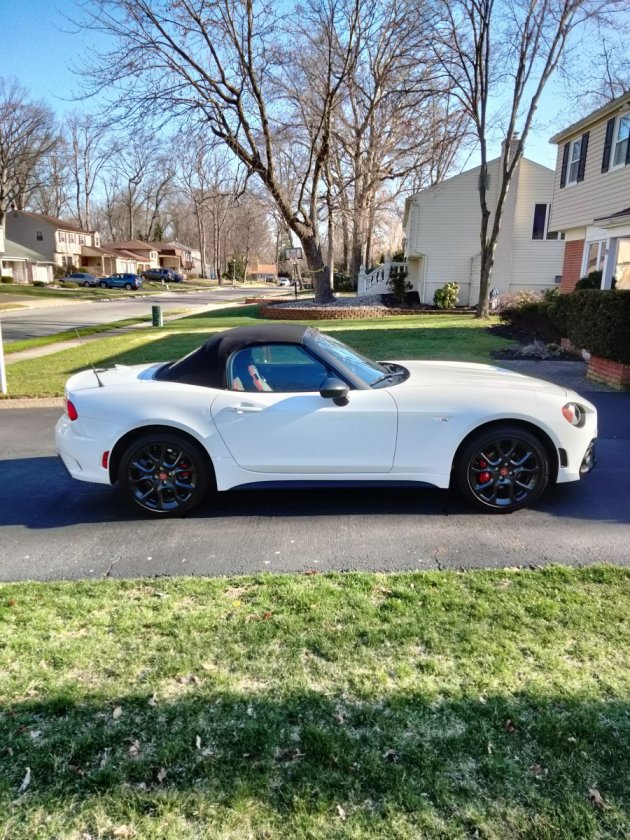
0, 392, 628, 582
0, 286, 282, 341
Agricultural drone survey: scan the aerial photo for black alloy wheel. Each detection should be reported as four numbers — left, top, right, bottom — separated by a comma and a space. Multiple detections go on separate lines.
119, 432, 209, 516
455, 425, 549, 512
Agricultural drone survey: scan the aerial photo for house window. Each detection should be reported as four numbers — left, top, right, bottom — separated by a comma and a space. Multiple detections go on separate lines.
532, 204, 549, 240
68, 233, 76, 244
94, 235, 100, 247
612, 115, 630, 168
584, 240, 607, 276
79, 235, 85, 245
567, 138, 582, 184
58, 231, 66, 243
36, 230, 43, 241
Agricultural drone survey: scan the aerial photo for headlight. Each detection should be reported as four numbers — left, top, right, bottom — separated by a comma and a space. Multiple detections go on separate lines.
562, 402, 583, 426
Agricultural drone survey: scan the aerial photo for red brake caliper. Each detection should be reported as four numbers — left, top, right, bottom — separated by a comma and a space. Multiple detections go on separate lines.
478, 459, 491, 484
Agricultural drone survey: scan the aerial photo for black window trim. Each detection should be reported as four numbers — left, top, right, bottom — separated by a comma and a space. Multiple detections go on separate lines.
225, 342, 350, 394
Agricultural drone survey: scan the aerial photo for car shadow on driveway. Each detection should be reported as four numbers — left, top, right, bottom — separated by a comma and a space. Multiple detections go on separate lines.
1, 449, 629, 529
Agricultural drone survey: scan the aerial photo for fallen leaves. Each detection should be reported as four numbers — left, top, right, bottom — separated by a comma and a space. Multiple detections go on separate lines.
589, 787, 606, 809
503, 719, 517, 734
112, 705, 123, 720
156, 768, 167, 784
17, 767, 31, 794
112, 826, 134, 838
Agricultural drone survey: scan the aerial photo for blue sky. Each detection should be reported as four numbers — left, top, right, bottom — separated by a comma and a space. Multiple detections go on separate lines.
0, 0, 594, 171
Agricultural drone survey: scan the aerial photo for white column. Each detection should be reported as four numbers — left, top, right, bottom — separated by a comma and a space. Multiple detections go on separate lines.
602, 238, 617, 289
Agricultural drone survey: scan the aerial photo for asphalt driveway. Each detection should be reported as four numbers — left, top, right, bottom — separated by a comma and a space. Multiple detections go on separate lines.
0, 387, 628, 582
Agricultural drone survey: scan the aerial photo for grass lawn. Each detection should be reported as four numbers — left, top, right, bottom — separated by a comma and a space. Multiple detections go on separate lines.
4, 318, 153, 355
0, 567, 629, 839
2, 305, 515, 398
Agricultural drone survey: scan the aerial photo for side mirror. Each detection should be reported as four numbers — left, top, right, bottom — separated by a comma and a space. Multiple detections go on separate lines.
320, 377, 349, 406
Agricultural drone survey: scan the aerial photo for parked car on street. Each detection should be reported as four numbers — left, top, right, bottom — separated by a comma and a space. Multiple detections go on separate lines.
141, 267, 183, 283
56, 324, 597, 517
99, 273, 143, 291
277, 277, 295, 287
59, 272, 99, 287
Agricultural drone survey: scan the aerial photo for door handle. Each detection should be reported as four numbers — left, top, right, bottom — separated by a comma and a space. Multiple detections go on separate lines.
229, 404, 263, 414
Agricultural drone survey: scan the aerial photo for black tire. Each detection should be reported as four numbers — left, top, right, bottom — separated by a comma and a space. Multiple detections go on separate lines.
83, 281, 91, 287
100, 281, 108, 288
455, 425, 549, 513
125, 283, 133, 290
119, 432, 210, 516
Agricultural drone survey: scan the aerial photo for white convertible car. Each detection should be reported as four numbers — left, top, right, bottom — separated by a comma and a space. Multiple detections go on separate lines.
56, 324, 597, 516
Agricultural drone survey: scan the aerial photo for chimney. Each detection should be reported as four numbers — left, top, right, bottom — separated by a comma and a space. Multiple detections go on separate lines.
501, 133, 520, 167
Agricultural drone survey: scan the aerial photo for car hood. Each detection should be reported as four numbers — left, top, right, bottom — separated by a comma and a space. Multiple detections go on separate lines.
392, 360, 569, 398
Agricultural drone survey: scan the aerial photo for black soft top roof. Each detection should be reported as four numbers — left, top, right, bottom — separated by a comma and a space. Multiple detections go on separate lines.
154, 323, 310, 388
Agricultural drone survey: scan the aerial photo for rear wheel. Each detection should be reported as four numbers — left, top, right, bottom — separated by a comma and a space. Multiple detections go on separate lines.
125, 283, 133, 290
455, 425, 549, 512
100, 281, 108, 288
119, 432, 210, 516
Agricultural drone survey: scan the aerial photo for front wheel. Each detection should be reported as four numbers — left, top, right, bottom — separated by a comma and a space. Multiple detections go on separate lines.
100, 281, 108, 288
119, 432, 210, 516
455, 425, 549, 512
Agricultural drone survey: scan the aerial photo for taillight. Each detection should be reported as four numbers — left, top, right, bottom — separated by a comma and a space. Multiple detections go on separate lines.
66, 399, 78, 421
102, 451, 109, 469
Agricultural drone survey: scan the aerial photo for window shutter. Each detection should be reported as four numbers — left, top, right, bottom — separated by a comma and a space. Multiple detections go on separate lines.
601, 118, 615, 172
626, 128, 630, 165
577, 132, 589, 182
559, 142, 570, 188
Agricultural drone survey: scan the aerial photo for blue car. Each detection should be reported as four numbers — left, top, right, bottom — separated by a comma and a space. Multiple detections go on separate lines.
99, 273, 143, 291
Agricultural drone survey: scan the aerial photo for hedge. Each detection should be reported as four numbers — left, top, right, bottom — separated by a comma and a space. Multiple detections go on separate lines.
556, 290, 630, 364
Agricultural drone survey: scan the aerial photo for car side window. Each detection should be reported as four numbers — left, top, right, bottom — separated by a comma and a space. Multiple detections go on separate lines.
228, 345, 330, 392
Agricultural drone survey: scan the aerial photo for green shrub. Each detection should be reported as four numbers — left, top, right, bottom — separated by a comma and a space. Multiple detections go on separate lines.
1, 275, 14, 284
575, 270, 602, 291
500, 289, 565, 341
388, 265, 410, 303
562, 290, 630, 363
33, 280, 47, 287
433, 281, 460, 309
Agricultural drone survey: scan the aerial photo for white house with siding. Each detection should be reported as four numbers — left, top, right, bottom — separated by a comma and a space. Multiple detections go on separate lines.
396, 153, 565, 306
548, 90, 630, 294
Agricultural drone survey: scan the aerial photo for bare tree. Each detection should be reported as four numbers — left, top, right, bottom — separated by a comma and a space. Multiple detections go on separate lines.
80, 0, 365, 303
67, 113, 118, 230
29, 140, 72, 218
0, 78, 59, 226
427, 0, 625, 317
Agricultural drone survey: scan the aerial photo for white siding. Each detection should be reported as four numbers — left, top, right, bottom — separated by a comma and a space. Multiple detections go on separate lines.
404, 156, 560, 303
406, 162, 495, 305
508, 159, 564, 290
549, 114, 630, 233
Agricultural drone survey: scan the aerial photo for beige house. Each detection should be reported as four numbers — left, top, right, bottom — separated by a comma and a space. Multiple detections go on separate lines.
107, 240, 197, 276
248, 259, 277, 281
397, 151, 565, 306
4, 210, 135, 277
549, 90, 630, 293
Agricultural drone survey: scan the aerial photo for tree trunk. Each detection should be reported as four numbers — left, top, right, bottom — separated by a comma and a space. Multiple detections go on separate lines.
301, 236, 333, 303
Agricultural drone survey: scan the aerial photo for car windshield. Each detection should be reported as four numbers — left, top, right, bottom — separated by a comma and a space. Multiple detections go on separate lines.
307, 329, 389, 386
